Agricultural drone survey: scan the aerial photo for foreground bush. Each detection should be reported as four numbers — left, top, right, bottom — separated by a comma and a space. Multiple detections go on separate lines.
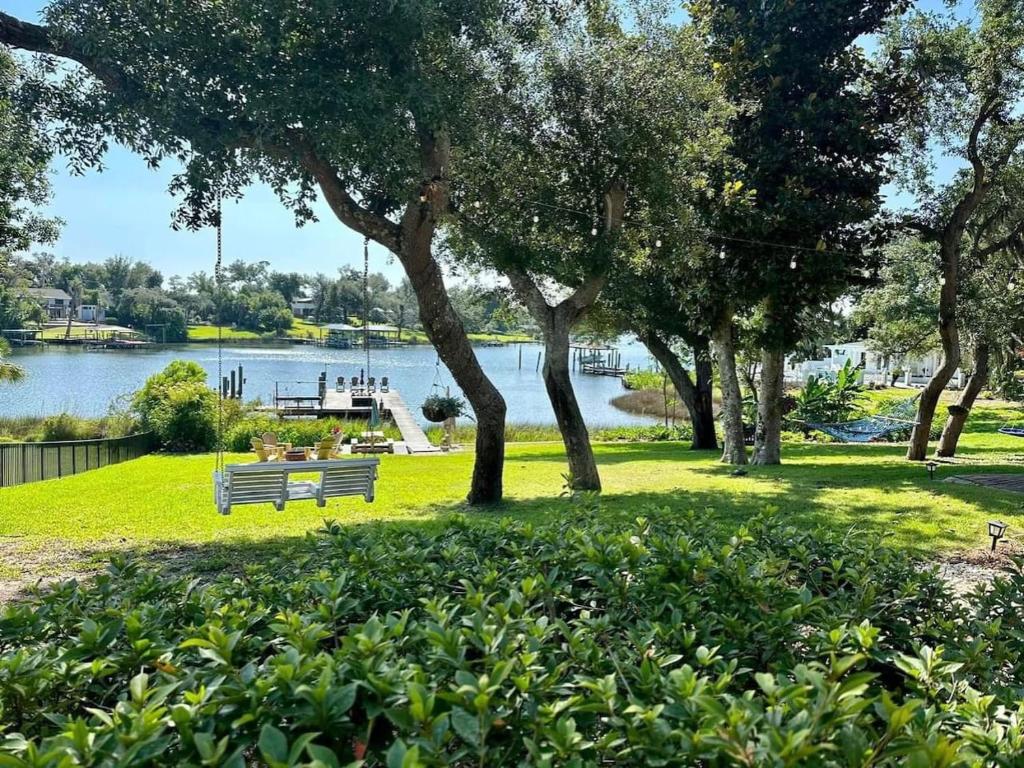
1, 510, 1023, 765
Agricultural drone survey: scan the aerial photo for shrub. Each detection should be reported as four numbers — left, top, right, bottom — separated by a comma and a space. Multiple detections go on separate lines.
2, 510, 1023, 765
133, 361, 218, 452
622, 369, 663, 391
39, 413, 97, 441
790, 359, 865, 426
595, 423, 693, 442
225, 416, 401, 452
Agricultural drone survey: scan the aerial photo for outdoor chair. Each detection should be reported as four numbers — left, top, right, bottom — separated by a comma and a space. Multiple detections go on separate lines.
335, 376, 345, 392
367, 376, 376, 393
314, 437, 336, 460
262, 432, 292, 453
350, 376, 360, 391
250, 438, 279, 462
380, 376, 390, 393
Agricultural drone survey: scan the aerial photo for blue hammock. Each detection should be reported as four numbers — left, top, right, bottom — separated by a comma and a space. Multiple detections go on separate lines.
803, 396, 920, 443
998, 426, 1024, 438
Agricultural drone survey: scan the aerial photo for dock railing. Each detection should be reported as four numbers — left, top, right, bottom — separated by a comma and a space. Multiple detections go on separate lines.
0, 432, 154, 488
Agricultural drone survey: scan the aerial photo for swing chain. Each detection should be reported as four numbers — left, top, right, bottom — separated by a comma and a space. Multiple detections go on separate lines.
215, 198, 224, 473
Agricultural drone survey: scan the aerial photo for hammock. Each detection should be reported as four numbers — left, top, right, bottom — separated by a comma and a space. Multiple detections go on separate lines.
803, 396, 920, 443
998, 426, 1024, 438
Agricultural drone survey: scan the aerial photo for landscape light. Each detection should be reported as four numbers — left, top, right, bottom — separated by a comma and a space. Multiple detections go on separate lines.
926, 460, 938, 481
989, 520, 1007, 551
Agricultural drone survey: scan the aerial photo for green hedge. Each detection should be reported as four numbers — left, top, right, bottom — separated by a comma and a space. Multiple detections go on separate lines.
1, 510, 1022, 765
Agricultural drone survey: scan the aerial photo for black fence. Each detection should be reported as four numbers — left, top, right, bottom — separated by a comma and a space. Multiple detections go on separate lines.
0, 433, 154, 488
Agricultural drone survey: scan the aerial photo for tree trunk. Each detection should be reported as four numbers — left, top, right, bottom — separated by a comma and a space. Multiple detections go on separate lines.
907, 241, 961, 460
506, 270, 606, 492
641, 331, 717, 451
713, 317, 747, 465
937, 341, 990, 458
692, 339, 718, 451
543, 320, 601, 491
399, 222, 506, 505
752, 347, 784, 465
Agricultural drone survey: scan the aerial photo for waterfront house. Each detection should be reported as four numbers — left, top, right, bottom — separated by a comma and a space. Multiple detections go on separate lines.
291, 296, 317, 319
25, 287, 72, 320
786, 340, 961, 388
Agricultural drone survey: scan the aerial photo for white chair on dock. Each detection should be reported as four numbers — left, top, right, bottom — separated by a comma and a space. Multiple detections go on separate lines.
213, 458, 379, 515
335, 376, 345, 392
380, 376, 390, 393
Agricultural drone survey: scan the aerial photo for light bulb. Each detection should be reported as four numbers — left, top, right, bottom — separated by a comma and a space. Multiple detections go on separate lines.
939, 276, 946, 286
790, 259, 797, 269
532, 215, 539, 224
1010, 282, 1017, 291
655, 239, 662, 248
474, 201, 481, 209
591, 227, 598, 236
719, 247, 726, 260
419, 194, 427, 203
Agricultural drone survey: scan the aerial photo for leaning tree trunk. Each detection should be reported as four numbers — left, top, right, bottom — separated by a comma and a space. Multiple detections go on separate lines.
399, 217, 506, 504
307, 128, 509, 504
907, 241, 961, 461
937, 341, 990, 458
713, 317, 747, 465
641, 331, 718, 451
752, 347, 784, 465
543, 318, 601, 491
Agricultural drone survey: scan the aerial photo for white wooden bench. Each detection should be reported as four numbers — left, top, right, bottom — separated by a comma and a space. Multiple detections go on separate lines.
213, 458, 379, 515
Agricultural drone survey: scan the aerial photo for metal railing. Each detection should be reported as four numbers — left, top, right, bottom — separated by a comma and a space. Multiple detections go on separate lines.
0, 432, 154, 488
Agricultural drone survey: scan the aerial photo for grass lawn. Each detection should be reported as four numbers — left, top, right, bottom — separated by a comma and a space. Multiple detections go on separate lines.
2, 396, 1024, 598
186, 324, 263, 341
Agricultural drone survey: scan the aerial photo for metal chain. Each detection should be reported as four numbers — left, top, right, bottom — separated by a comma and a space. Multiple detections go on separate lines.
364, 237, 370, 381
215, 199, 224, 473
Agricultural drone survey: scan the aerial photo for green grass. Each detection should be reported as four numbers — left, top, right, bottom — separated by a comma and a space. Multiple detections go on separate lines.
186, 324, 263, 341
186, 322, 533, 344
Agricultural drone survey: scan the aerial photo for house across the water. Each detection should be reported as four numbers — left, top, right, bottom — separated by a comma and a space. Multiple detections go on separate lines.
786, 340, 962, 388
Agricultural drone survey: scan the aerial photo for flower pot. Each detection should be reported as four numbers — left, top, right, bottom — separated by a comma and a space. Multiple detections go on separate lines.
421, 404, 448, 423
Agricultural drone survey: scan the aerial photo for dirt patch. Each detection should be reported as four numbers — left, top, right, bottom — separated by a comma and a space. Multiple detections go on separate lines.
934, 543, 1022, 596
0, 537, 100, 604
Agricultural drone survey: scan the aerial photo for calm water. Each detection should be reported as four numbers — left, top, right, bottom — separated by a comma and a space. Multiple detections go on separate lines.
3, 341, 657, 427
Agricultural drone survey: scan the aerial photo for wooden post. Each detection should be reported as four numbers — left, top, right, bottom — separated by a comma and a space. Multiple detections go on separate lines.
536, 351, 542, 372
237, 365, 244, 399
518, 345, 523, 370
230, 369, 237, 399
223, 377, 230, 398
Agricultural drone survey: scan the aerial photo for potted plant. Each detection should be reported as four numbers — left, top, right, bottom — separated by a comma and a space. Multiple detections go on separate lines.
421, 394, 467, 423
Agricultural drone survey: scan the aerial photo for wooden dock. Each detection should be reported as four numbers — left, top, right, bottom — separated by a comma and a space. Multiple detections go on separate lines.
319, 389, 440, 455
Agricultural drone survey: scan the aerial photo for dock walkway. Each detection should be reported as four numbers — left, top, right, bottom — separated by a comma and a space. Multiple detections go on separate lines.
319, 389, 440, 455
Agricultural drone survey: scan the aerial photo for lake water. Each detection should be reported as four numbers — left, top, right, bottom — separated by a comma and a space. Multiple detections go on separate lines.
2, 341, 658, 426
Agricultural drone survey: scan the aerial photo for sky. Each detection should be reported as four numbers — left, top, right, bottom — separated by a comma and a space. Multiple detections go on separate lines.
5, 0, 962, 285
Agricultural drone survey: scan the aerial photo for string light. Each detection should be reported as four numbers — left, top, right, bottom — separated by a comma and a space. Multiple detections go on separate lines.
1009, 281, 1017, 291
790, 258, 798, 269
655, 239, 662, 248
532, 215, 539, 224
591, 227, 598, 236
939, 276, 947, 285
719, 246, 727, 260
473, 201, 481, 209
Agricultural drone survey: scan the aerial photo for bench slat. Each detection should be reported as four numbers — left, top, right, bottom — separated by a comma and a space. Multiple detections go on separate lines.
216, 458, 380, 515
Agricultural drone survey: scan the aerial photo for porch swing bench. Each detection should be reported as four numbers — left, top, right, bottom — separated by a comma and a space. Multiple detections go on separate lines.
213, 458, 379, 516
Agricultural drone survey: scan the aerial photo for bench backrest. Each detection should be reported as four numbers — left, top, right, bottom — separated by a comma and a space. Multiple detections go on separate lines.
219, 458, 380, 513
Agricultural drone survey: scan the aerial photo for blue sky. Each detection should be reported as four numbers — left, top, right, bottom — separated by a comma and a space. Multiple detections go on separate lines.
6, 0, 959, 284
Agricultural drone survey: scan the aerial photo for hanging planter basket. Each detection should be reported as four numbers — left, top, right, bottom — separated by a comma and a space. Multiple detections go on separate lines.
421, 394, 466, 423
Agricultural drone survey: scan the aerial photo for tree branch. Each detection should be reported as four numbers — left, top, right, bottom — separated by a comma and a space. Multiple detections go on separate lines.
0, 11, 132, 93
